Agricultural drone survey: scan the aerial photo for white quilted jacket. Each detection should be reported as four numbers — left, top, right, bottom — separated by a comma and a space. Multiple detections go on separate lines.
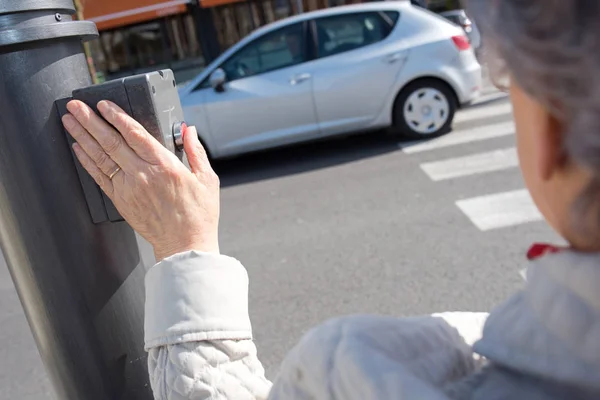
145, 250, 600, 399
145, 251, 489, 399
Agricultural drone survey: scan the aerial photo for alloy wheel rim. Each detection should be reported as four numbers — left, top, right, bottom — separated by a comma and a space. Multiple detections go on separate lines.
403, 88, 450, 135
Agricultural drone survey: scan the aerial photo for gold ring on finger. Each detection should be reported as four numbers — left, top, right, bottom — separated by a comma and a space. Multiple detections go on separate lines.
108, 166, 121, 180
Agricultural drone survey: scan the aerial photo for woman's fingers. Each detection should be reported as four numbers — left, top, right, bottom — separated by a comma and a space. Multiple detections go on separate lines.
183, 126, 212, 178
62, 114, 121, 178
66, 100, 140, 170
97, 100, 165, 164
72, 143, 114, 197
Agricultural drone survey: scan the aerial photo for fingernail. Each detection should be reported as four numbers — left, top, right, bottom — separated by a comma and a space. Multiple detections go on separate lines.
66, 101, 79, 114
62, 114, 75, 129
97, 101, 109, 113
181, 123, 188, 139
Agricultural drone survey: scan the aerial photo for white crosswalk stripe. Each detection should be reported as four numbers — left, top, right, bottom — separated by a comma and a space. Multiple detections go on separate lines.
453, 101, 512, 124
456, 189, 543, 231
420, 147, 518, 181
400, 121, 515, 154
402, 97, 545, 231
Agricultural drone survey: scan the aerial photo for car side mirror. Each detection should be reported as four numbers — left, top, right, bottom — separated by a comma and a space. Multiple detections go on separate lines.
209, 68, 226, 93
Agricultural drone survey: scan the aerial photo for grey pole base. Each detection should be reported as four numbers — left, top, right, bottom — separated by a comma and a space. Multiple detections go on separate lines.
0, 1, 152, 399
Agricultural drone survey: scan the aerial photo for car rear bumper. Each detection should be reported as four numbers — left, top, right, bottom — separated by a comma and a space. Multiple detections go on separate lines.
460, 69, 482, 106
453, 51, 483, 105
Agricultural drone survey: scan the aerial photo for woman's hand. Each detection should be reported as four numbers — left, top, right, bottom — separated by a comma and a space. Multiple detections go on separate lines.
62, 100, 220, 261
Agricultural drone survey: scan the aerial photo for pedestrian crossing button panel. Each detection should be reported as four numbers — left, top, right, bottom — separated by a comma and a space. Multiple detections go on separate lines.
57, 69, 186, 224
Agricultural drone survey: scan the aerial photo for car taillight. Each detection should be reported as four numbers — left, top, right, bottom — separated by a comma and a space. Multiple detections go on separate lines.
452, 35, 471, 51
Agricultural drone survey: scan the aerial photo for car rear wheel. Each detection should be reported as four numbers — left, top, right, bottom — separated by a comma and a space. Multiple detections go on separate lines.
392, 80, 456, 139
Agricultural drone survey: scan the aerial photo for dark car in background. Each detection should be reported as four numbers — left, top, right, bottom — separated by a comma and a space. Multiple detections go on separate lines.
440, 9, 481, 50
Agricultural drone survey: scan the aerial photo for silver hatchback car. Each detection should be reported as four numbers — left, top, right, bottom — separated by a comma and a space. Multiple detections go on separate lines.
180, 1, 482, 159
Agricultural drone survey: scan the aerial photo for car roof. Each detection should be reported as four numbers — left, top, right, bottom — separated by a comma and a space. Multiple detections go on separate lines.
251, 1, 411, 36
439, 9, 466, 17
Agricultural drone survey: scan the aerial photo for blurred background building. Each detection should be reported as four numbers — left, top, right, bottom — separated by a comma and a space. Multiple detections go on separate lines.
81, 0, 461, 83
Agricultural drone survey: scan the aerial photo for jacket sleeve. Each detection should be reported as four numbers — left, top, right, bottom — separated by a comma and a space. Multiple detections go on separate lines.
268, 312, 488, 399
144, 251, 272, 400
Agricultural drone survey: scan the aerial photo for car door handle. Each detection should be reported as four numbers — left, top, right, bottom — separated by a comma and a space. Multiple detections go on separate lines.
385, 53, 405, 64
290, 73, 312, 85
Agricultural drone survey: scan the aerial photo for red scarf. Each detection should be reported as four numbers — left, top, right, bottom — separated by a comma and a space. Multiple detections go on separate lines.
527, 243, 565, 261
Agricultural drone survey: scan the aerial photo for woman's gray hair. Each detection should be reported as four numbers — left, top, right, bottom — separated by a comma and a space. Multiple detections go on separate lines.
467, 0, 600, 230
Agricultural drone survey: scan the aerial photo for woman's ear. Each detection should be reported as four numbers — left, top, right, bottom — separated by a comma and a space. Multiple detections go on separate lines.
511, 81, 566, 185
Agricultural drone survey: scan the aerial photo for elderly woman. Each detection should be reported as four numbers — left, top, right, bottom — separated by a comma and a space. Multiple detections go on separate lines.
62, 0, 600, 398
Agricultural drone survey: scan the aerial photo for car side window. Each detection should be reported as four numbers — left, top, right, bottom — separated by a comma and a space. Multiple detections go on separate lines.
314, 11, 399, 59
220, 23, 307, 82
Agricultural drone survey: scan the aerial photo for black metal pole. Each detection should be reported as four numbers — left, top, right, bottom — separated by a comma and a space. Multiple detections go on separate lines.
0, 1, 152, 399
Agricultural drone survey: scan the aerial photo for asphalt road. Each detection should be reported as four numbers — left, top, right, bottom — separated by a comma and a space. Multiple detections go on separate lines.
0, 93, 560, 399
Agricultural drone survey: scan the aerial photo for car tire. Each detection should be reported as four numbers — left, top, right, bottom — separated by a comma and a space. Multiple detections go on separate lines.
391, 79, 457, 139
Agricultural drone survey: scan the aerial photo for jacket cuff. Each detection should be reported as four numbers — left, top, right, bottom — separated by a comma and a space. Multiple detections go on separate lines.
144, 251, 252, 350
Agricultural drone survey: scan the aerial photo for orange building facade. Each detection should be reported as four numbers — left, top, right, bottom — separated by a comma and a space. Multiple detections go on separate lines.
81, 0, 363, 83
81, 0, 458, 83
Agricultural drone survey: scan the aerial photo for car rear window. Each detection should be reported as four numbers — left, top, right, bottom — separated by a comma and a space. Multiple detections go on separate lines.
444, 15, 461, 25
383, 11, 400, 26
314, 11, 400, 58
